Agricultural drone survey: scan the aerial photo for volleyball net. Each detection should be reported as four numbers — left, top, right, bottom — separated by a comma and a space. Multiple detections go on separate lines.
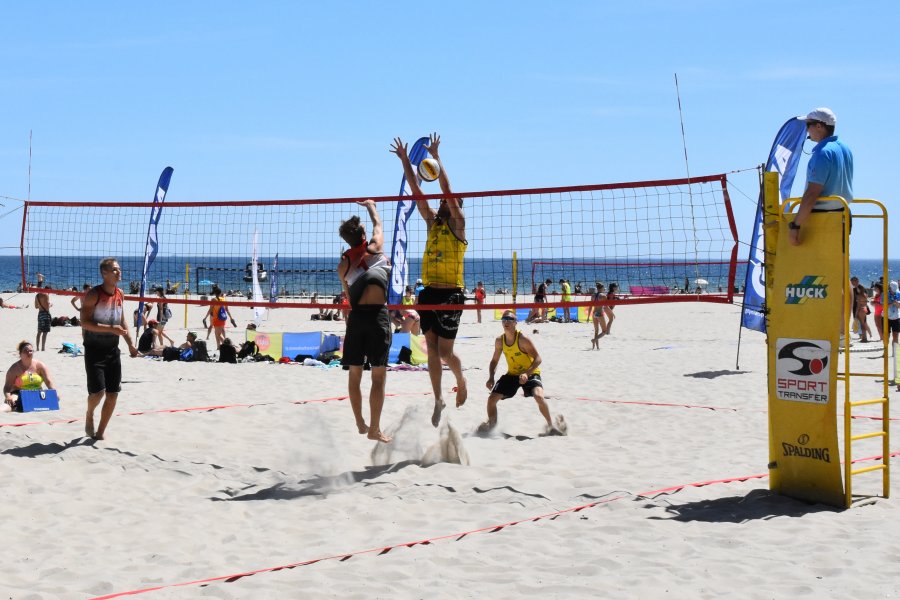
20, 173, 738, 311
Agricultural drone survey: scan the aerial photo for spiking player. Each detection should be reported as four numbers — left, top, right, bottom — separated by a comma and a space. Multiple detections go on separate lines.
391, 133, 468, 427
338, 200, 393, 443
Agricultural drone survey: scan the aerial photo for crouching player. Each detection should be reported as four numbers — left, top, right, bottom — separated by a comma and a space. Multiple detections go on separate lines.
479, 310, 566, 435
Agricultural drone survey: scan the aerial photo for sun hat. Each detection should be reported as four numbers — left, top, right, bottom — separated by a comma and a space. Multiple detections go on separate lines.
801, 107, 836, 126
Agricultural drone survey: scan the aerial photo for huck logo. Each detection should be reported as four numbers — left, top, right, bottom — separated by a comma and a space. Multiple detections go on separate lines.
785, 276, 827, 304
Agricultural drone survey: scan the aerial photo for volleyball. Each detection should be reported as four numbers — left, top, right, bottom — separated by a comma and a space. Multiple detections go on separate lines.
418, 158, 441, 182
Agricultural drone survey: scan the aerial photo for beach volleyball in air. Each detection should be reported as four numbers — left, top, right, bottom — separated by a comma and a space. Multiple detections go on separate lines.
418, 158, 441, 182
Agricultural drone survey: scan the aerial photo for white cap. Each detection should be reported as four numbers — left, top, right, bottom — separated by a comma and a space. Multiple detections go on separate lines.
800, 107, 836, 126
416, 278, 423, 283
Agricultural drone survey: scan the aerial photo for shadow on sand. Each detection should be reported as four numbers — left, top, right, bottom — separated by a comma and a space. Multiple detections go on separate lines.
213, 460, 422, 502
1, 437, 94, 458
644, 488, 839, 523
684, 370, 748, 379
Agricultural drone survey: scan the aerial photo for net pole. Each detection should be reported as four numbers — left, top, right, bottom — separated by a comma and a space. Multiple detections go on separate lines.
512, 251, 518, 303
674, 73, 701, 287
184, 262, 190, 328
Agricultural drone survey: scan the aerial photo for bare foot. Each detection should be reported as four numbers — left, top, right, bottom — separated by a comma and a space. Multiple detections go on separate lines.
356, 420, 369, 435
93, 430, 106, 441
85, 413, 95, 438
367, 430, 392, 443
476, 420, 496, 435
454, 378, 468, 408
431, 400, 445, 427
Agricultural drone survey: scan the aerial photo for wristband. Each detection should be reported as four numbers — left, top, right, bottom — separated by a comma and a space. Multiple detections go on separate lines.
788, 221, 801, 231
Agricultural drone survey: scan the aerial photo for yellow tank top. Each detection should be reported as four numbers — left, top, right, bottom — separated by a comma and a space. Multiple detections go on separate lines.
16, 371, 44, 390
402, 295, 415, 306
502, 331, 539, 376
422, 222, 466, 287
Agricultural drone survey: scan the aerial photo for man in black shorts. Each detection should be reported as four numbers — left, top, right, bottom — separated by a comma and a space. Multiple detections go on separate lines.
80, 258, 138, 440
478, 310, 566, 435
391, 133, 468, 427
338, 200, 392, 443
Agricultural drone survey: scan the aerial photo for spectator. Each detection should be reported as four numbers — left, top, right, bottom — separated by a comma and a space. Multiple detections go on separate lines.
873, 282, 885, 342
474, 281, 486, 324
3, 341, 58, 412
35, 291, 51, 351
71, 283, 91, 313
205, 285, 236, 349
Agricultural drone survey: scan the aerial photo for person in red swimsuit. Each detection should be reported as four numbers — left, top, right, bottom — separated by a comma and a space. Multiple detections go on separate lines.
474, 281, 486, 324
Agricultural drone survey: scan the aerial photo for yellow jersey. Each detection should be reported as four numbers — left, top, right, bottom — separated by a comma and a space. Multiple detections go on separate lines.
422, 222, 466, 287
502, 331, 539, 376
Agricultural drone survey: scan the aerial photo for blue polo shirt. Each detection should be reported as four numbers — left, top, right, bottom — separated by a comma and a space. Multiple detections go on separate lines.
806, 135, 853, 210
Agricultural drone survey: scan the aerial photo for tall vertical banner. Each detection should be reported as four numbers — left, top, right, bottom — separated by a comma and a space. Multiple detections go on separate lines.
269, 253, 279, 303
741, 118, 807, 332
136, 167, 174, 334
251, 229, 266, 325
765, 172, 845, 507
388, 136, 430, 306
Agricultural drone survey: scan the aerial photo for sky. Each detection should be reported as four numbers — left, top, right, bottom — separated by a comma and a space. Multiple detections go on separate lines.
1, 1, 898, 258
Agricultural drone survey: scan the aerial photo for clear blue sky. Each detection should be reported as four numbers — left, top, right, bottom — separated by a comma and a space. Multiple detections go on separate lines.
1, 1, 897, 257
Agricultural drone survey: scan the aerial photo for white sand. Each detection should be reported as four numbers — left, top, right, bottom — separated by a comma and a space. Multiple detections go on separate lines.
1, 292, 898, 599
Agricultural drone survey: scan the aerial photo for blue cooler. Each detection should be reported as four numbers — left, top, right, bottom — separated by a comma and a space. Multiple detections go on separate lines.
18, 389, 60, 412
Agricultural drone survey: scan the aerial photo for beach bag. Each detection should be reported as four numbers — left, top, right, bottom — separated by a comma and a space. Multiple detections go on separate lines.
59, 342, 82, 356
218, 344, 237, 364
217, 306, 228, 321
398, 346, 413, 364
179, 348, 194, 362
238, 341, 258, 359
192, 340, 210, 362
162, 346, 180, 362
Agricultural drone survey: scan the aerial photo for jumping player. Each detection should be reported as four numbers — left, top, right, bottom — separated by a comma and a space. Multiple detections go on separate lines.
391, 133, 468, 427
338, 200, 393, 443
479, 310, 566, 435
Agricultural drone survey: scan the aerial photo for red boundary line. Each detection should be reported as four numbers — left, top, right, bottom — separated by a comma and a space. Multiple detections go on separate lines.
91, 450, 900, 599
0, 395, 436, 429
574, 396, 900, 421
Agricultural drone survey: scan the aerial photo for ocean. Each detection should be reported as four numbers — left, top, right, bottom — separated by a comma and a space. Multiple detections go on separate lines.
0, 255, 897, 298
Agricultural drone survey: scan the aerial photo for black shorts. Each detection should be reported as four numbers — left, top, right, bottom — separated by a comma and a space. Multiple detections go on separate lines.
342, 306, 392, 367
84, 344, 122, 395
418, 287, 464, 340
889, 318, 900, 334
491, 373, 543, 399
37, 310, 51, 333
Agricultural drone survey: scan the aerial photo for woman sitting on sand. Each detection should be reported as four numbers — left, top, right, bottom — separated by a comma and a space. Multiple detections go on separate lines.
3, 340, 58, 412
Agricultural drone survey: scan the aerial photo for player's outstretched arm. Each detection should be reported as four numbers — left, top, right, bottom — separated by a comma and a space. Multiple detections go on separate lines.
391, 137, 434, 227
358, 199, 383, 252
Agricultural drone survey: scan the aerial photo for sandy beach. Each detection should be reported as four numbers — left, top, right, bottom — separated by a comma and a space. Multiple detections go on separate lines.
1, 292, 898, 599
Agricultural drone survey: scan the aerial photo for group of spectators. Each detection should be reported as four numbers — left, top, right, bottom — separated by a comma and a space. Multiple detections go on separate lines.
852, 277, 900, 346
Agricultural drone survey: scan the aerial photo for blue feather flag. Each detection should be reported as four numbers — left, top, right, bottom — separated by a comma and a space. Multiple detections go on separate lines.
136, 167, 174, 332
741, 118, 807, 332
387, 136, 430, 306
